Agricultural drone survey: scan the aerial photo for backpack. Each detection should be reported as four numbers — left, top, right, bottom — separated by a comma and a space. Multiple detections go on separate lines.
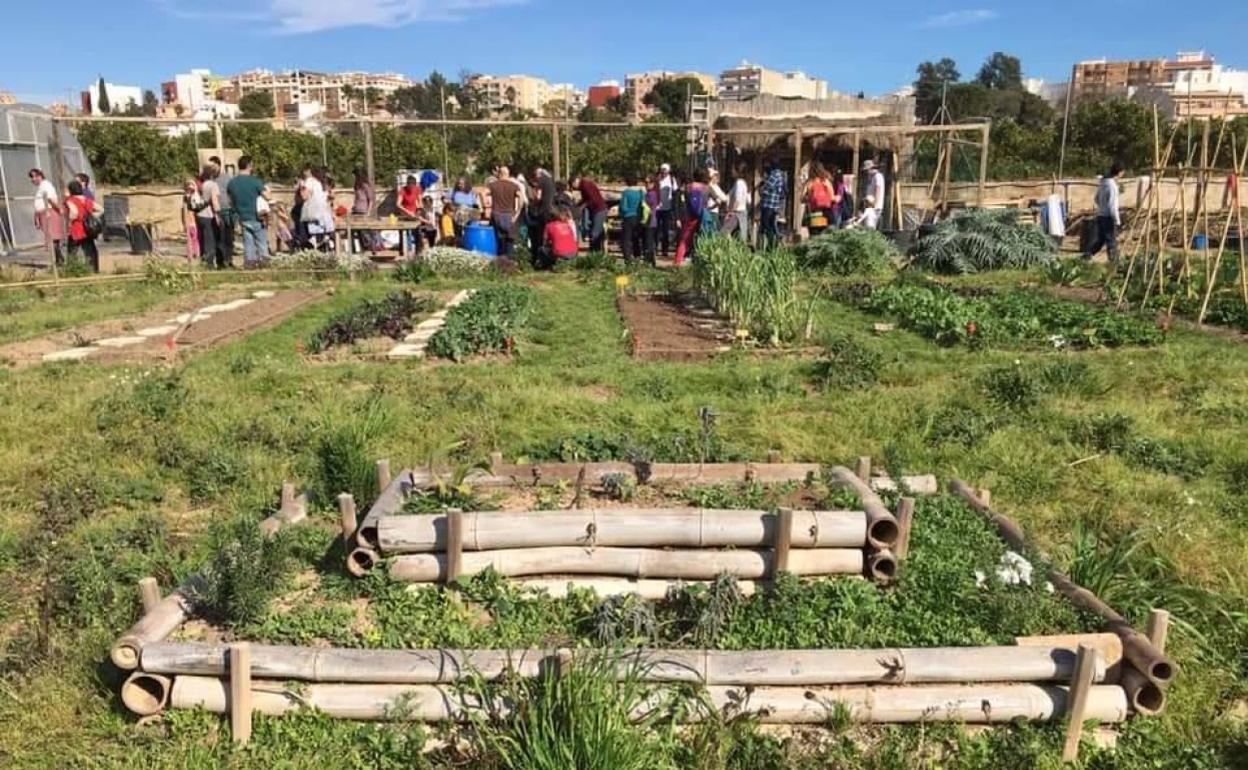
84, 211, 104, 239
809, 179, 833, 209
685, 184, 706, 219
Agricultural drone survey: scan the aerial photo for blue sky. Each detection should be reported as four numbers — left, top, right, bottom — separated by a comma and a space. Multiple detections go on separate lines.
4, 0, 1247, 104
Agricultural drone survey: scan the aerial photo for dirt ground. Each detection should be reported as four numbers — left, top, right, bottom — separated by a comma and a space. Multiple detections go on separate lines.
617, 293, 734, 362
0, 289, 327, 368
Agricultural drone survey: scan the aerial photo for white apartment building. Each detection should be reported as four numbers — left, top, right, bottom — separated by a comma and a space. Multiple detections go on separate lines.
228, 69, 415, 119
81, 81, 143, 114
718, 62, 828, 101
469, 75, 584, 115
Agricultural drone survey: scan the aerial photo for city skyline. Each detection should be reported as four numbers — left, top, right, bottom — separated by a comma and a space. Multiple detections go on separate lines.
3, 0, 1247, 106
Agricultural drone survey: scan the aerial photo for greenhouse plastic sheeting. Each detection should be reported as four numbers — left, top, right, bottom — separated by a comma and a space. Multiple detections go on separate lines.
0, 104, 93, 250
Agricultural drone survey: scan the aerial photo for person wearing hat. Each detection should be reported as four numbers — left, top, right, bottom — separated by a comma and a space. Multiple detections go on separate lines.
656, 163, 678, 258
863, 160, 886, 222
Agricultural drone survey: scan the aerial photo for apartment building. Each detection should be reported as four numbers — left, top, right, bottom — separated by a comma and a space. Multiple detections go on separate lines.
1073, 51, 1248, 119
225, 69, 414, 119
80, 81, 143, 115
717, 62, 827, 101
624, 71, 716, 118
587, 81, 621, 109
469, 75, 584, 115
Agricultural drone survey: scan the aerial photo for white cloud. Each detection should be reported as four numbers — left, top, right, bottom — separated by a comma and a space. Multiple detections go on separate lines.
154, 0, 523, 34
918, 9, 998, 29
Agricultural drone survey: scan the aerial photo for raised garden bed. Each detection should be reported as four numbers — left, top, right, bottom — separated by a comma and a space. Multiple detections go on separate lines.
617, 292, 733, 362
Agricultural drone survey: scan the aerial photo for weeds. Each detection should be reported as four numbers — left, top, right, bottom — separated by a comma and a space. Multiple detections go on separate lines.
811, 334, 883, 391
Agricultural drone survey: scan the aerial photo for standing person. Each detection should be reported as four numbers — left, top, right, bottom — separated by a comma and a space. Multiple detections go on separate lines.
529, 167, 558, 267
617, 172, 646, 262
75, 173, 95, 203
182, 178, 203, 262
1085, 162, 1125, 262
196, 165, 222, 268
706, 169, 729, 232
227, 155, 270, 268
29, 169, 64, 265
487, 166, 521, 258
656, 163, 678, 258
644, 174, 660, 265
674, 168, 709, 265
803, 162, 836, 236
757, 161, 787, 250
64, 179, 99, 272
720, 165, 751, 242
829, 167, 847, 229
571, 174, 609, 252
863, 160, 886, 224
350, 167, 376, 255
210, 156, 235, 267
543, 205, 579, 261
300, 166, 329, 251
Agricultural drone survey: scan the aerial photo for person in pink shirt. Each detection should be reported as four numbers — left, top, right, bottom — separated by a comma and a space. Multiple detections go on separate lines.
543, 206, 579, 260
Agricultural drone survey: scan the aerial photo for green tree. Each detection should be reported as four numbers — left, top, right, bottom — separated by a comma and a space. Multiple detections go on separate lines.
976, 52, 1023, 91
238, 91, 275, 119
97, 77, 111, 114
142, 89, 159, 117
341, 85, 359, 115
644, 77, 706, 122
914, 58, 961, 123
77, 122, 182, 185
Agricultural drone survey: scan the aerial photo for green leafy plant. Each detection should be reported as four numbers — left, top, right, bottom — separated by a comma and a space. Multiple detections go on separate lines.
306, 290, 436, 353
692, 235, 797, 346
811, 334, 883, 391
193, 516, 295, 628
912, 209, 1056, 274
793, 229, 897, 275
427, 285, 535, 361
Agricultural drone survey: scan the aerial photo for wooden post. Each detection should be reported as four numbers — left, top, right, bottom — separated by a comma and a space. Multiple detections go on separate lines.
978, 487, 991, 508
138, 577, 161, 614
1145, 609, 1171, 652
977, 122, 991, 209
551, 124, 562, 180
1061, 643, 1098, 762
894, 498, 915, 560
376, 459, 392, 492
854, 456, 871, 482
338, 493, 358, 545
213, 120, 225, 158
361, 120, 376, 214
280, 482, 296, 513
791, 129, 803, 239
772, 508, 793, 577
47, 118, 67, 280
229, 642, 252, 744
446, 509, 464, 584
851, 132, 861, 200
766, 449, 782, 464
489, 451, 504, 473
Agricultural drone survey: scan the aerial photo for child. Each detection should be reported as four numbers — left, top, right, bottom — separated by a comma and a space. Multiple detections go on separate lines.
846, 195, 880, 231
182, 178, 202, 262
271, 202, 295, 253
439, 200, 458, 246
543, 205, 579, 261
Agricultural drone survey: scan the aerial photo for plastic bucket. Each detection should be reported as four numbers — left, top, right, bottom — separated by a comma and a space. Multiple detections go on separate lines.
1193, 234, 1208, 250
463, 221, 497, 257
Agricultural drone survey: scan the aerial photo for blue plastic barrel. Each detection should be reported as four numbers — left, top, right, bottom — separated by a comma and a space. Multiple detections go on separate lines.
463, 221, 498, 257
1193, 234, 1208, 250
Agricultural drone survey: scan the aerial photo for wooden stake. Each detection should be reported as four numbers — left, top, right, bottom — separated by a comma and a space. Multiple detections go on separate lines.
772, 508, 793, 577
894, 498, 915, 560
854, 456, 871, 482
338, 493, 358, 545
977, 488, 991, 508
1145, 609, 1171, 653
1061, 643, 1098, 762
361, 120, 376, 214
376, 459, 392, 492
767, 449, 782, 464
489, 451, 503, 473
977, 122, 990, 209
138, 577, 161, 614
445, 509, 464, 584
280, 482, 295, 513
229, 642, 252, 744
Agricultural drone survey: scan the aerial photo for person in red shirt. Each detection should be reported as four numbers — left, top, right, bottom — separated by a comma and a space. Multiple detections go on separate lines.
396, 175, 422, 217
571, 174, 608, 252
64, 179, 99, 272
543, 206, 579, 261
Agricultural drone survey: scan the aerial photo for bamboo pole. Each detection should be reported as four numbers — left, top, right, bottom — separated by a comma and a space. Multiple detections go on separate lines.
866, 549, 898, 583
110, 575, 207, 670
445, 509, 464, 584
389, 547, 865, 583
828, 466, 899, 550
376, 509, 869, 553
121, 671, 171, 716
948, 481, 1175, 688
141, 643, 1112, 687
355, 469, 413, 550
1145, 609, 1171, 651
1121, 607, 1174, 716
854, 456, 872, 481
169, 676, 1128, 724
772, 508, 793, 576
1061, 644, 1099, 762
230, 643, 252, 744
513, 578, 764, 600
1199, 142, 1248, 323
138, 577, 161, 614
347, 547, 380, 577
376, 459, 392, 492
339, 493, 357, 545
1014, 633, 1124, 682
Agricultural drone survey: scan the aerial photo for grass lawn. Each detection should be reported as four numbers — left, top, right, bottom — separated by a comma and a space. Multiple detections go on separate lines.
0, 265, 1245, 768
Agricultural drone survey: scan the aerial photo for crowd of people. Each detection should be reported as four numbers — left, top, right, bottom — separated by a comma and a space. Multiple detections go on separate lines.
31, 152, 890, 273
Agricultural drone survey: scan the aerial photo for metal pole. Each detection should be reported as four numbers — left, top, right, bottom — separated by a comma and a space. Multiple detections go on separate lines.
1058, 64, 1076, 180
48, 118, 67, 279
440, 84, 451, 181
362, 120, 375, 214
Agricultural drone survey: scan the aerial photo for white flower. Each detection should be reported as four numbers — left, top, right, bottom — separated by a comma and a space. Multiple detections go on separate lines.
1047, 334, 1068, 349
1044, 582, 1055, 594
974, 570, 987, 588
995, 551, 1034, 586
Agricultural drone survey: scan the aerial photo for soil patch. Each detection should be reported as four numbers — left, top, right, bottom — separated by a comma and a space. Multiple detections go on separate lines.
617, 293, 732, 362
0, 289, 327, 367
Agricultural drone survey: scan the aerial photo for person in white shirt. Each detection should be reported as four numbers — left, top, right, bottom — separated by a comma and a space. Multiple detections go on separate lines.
657, 162, 678, 257
1084, 162, 1124, 262
706, 169, 729, 228
863, 160, 886, 218
29, 168, 64, 264
847, 195, 880, 230
720, 164, 751, 242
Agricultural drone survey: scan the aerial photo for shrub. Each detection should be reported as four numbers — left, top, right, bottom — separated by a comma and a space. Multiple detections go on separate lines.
194, 516, 294, 628
427, 285, 535, 361
416, 247, 492, 277
314, 395, 389, 505
912, 209, 1056, 274
306, 290, 436, 353
811, 334, 883, 391
980, 364, 1044, 410
925, 402, 1003, 447
793, 228, 897, 275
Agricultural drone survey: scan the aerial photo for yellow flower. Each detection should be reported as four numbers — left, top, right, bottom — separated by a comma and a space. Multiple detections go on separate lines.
615, 275, 630, 289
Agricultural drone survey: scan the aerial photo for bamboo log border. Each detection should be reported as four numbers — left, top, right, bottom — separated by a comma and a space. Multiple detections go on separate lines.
948, 480, 1176, 703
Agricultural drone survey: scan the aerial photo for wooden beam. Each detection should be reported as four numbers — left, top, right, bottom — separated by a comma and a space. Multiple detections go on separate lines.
1145, 609, 1171, 653
854, 456, 871, 482
551, 124, 562, 180
977, 122, 991, 208
1061, 644, 1098, 762
791, 129, 803, 238
376, 459, 392, 492
362, 120, 376, 214
446, 509, 465, 584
